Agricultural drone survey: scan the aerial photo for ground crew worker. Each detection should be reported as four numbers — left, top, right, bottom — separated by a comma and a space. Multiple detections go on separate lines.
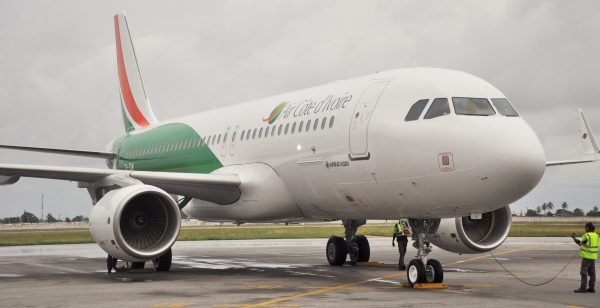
392, 220, 408, 270
106, 254, 118, 274
572, 222, 598, 293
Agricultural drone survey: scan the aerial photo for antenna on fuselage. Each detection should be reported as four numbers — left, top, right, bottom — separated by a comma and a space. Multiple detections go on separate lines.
411, 53, 418, 69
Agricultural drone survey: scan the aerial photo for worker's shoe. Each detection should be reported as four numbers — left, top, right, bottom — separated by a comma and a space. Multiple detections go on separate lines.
574, 287, 587, 293
586, 288, 595, 293
399, 265, 406, 271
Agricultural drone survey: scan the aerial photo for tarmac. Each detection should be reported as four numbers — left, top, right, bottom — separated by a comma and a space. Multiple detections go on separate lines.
0, 237, 596, 307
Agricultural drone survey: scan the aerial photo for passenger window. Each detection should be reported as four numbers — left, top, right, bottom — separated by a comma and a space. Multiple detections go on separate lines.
246, 130, 250, 140
424, 98, 451, 119
452, 97, 495, 116
491, 98, 519, 117
223, 134, 227, 145
271, 126, 276, 137
259, 127, 263, 138
217, 134, 221, 144
213, 135, 217, 145
306, 120, 311, 132
405, 99, 429, 121
232, 132, 236, 142
252, 129, 257, 139
299, 121, 304, 133
202, 137, 206, 146
321, 117, 326, 130
265, 126, 270, 138
207, 136, 212, 145
285, 123, 289, 135
278, 124, 283, 136
291, 122, 296, 134
329, 116, 334, 128
313, 118, 319, 131
240, 131, 245, 141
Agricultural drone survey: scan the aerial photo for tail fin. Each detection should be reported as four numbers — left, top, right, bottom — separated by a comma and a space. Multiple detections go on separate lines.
114, 12, 158, 132
577, 108, 600, 154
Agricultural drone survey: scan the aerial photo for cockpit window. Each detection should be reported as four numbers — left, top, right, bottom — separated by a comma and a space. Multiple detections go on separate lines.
491, 98, 519, 117
424, 98, 451, 119
405, 99, 429, 121
452, 97, 495, 116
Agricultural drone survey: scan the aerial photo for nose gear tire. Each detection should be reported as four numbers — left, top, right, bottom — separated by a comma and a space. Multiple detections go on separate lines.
407, 259, 426, 286
425, 259, 443, 283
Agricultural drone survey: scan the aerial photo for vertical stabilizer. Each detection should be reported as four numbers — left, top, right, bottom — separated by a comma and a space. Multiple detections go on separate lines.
577, 108, 600, 154
114, 12, 158, 132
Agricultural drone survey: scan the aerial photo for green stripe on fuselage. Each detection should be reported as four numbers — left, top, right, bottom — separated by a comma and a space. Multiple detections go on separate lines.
114, 123, 223, 173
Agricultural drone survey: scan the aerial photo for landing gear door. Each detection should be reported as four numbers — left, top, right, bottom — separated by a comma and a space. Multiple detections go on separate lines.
349, 81, 389, 159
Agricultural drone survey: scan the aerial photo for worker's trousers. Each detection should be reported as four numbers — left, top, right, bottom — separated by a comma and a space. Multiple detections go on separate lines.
397, 238, 407, 267
580, 258, 596, 289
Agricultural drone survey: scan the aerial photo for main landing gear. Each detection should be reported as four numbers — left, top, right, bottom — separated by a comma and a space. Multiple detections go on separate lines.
326, 219, 370, 266
406, 219, 443, 286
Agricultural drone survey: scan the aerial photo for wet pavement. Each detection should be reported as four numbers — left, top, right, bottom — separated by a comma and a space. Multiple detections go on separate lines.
0, 237, 596, 307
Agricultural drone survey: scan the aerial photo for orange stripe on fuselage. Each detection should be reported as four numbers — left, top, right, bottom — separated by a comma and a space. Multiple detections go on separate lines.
114, 15, 149, 127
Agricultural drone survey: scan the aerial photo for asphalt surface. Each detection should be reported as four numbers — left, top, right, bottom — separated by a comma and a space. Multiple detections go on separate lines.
0, 237, 596, 307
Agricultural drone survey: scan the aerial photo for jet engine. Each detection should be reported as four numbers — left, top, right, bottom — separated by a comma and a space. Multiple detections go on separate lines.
426, 206, 512, 254
89, 185, 181, 261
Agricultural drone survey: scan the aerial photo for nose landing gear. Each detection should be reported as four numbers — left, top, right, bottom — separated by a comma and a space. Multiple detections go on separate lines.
326, 219, 370, 265
406, 219, 444, 286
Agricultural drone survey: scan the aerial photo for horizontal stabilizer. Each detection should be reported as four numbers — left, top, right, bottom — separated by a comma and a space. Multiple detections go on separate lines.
0, 145, 115, 160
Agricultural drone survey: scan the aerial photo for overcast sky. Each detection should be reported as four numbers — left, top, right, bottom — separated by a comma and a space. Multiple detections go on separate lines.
1, 1, 599, 219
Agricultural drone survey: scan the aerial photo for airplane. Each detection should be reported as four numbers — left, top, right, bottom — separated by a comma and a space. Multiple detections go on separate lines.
1, 12, 598, 286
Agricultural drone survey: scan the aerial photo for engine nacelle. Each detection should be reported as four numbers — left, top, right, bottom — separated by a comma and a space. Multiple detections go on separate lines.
426, 206, 512, 254
89, 185, 181, 261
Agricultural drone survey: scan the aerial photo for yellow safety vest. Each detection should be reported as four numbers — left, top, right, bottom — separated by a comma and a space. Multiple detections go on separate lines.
580, 232, 599, 260
393, 222, 404, 235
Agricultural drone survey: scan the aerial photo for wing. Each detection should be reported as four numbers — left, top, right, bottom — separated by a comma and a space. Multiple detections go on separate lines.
547, 108, 600, 167
0, 164, 241, 205
0, 145, 115, 160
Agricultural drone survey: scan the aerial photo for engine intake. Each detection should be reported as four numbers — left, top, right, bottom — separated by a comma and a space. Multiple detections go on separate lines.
426, 206, 512, 254
90, 185, 180, 261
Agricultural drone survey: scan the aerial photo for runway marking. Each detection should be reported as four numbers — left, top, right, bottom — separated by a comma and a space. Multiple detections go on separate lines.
286, 271, 335, 278
246, 285, 282, 290
223, 244, 542, 308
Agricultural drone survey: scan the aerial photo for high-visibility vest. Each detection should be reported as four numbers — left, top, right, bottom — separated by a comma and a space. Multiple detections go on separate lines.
393, 222, 404, 235
580, 232, 599, 260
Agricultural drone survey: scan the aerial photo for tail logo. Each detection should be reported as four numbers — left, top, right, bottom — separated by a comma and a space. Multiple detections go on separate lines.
262, 102, 288, 124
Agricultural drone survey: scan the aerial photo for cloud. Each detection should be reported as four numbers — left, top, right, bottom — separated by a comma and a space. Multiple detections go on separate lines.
0, 0, 599, 218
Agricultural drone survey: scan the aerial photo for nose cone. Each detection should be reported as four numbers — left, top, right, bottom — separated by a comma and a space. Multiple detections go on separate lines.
474, 119, 546, 204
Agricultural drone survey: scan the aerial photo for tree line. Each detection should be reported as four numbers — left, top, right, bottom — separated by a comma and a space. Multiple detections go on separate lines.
521, 202, 600, 217
1, 211, 89, 224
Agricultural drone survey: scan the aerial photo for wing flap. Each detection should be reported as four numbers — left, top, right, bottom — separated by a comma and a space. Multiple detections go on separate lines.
0, 145, 115, 160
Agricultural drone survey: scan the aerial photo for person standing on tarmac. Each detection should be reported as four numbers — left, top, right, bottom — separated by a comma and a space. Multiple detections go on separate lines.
107, 254, 118, 274
572, 222, 598, 293
392, 220, 408, 271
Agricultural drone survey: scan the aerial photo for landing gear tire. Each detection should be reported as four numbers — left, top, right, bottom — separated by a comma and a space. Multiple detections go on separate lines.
407, 259, 426, 287
126, 262, 145, 269
425, 259, 443, 283
326, 236, 347, 266
152, 248, 172, 272
356, 235, 370, 263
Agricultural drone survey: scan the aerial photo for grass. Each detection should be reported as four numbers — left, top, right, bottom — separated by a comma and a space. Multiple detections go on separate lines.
0, 222, 594, 246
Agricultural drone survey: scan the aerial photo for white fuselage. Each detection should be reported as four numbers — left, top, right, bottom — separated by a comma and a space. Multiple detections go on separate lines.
124, 68, 546, 222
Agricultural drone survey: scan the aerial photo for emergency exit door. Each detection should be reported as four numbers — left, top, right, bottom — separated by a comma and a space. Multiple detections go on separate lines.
349, 81, 389, 159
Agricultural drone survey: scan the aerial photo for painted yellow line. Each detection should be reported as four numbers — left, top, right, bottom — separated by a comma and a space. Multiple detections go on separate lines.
442, 289, 471, 295
220, 244, 542, 308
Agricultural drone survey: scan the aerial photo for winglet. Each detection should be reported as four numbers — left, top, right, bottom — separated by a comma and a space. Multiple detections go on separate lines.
114, 12, 158, 132
577, 108, 599, 154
